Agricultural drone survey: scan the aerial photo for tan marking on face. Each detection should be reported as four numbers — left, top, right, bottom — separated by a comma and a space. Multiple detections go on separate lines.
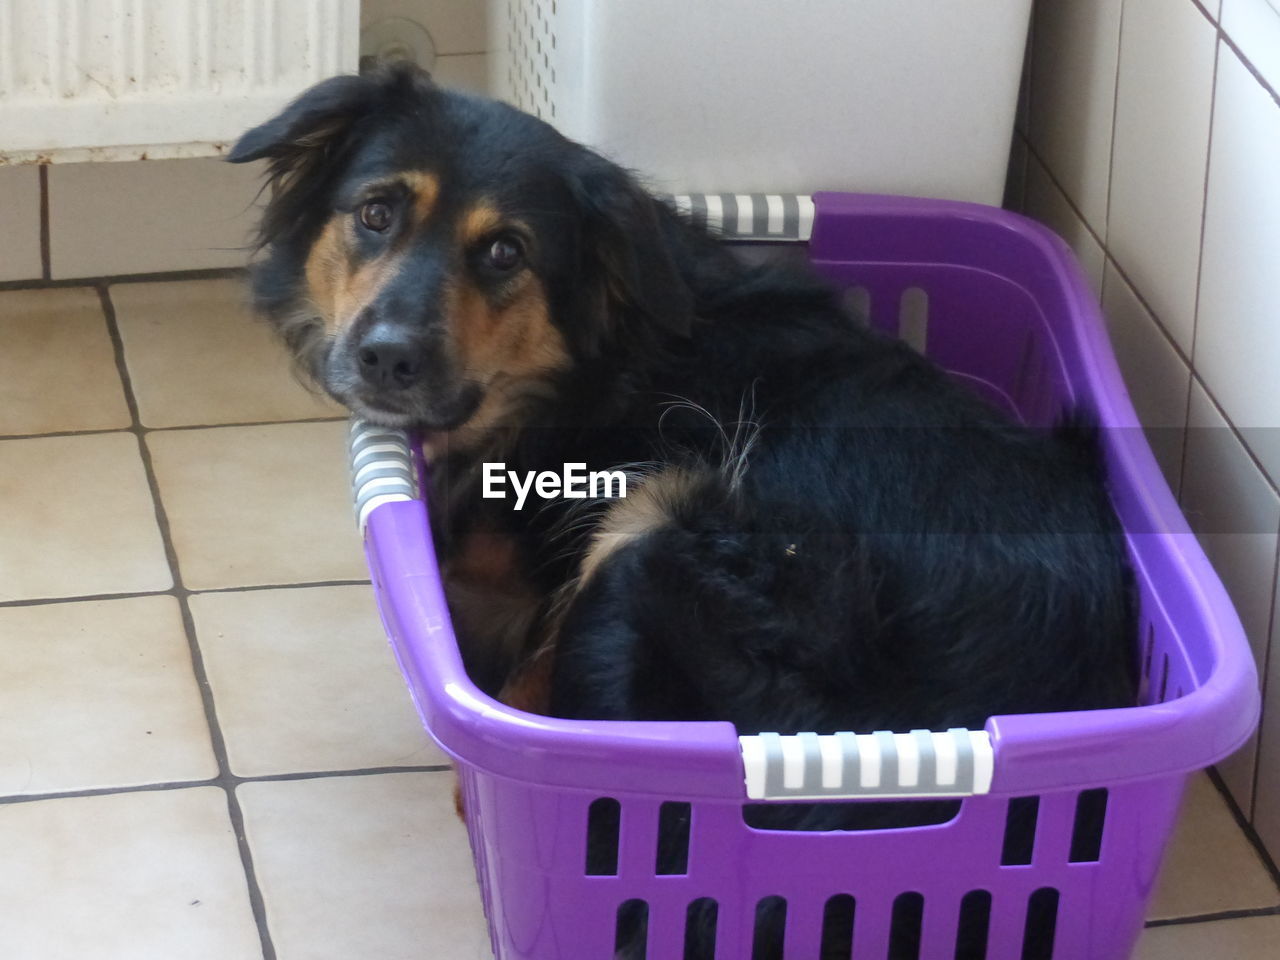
303, 218, 345, 328
457, 202, 504, 246
404, 170, 441, 225
577, 467, 703, 587
443, 270, 570, 444
303, 215, 406, 338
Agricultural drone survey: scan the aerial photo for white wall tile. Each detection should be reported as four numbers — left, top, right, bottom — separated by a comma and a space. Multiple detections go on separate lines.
47, 158, 263, 279
1223, 0, 1280, 95
1102, 263, 1192, 494
1195, 48, 1280, 485
1182, 383, 1280, 668
362, 0, 489, 56
1108, 0, 1216, 355
1256, 574, 1280, 854
1025, 157, 1106, 297
1028, 0, 1123, 234
1181, 382, 1280, 814
0, 165, 42, 282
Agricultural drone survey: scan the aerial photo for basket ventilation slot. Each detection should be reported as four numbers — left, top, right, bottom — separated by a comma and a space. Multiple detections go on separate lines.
844, 286, 871, 325
683, 898, 718, 960
898, 287, 929, 354
752, 896, 787, 960
615, 899, 648, 958
1069, 788, 1109, 863
1001, 796, 1041, 866
1141, 622, 1156, 701
955, 889, 993, 960
821, 894, 856, 958
889, 891, 924, 959
1021, 888, 1060, 960
586, 797, 620, 875
656, 801, 692, 875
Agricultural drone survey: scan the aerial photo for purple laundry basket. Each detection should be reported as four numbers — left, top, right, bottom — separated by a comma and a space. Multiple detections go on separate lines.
350, 192, 1259, 959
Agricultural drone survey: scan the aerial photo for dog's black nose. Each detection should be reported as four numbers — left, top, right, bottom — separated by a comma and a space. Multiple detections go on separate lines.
357, 329, 421, 390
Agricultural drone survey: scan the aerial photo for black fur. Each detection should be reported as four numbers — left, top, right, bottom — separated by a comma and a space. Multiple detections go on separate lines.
233, 64, 1137, 959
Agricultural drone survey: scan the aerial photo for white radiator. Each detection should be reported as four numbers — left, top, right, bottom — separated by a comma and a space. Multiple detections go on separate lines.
0, 0, 360, 163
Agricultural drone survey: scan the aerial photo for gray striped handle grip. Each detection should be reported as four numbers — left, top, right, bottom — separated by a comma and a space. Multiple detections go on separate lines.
740, 729, 994, 801
661, 193, 816, 241
349, 419, 417, 532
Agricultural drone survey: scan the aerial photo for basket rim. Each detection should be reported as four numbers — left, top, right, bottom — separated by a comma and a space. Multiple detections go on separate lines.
361, 191, 1260, 800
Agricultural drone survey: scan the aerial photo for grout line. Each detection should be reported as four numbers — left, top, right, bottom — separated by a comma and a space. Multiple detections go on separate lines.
145, 416, 349, 434
0, 588, 175, 609
1218, 26, 1280, 110
1188, 0, 1280, 109
1023, 143, 1111, 270
0, 766, 454, 807
190, 579, 372, 596
0, 426, 128, 443
0, 579, 373, 610
37, 164, 50, 281
234, 765, 454, 786
1250, 531, 1280, 818
99, 283, 280, 960
0, 778, 218, 806
1146, 905, 1280, 928
0, 416, 347, 445
0, 265, 245, 293
1207, 766, 1280, 892
1180, 22, 1224, 505
1189, 0, 1218, 27
1185, 369, 1280, 501
1100, 0, 1127, 251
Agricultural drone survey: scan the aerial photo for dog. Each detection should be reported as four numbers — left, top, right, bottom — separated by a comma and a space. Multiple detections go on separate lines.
231, 62, 1136, 959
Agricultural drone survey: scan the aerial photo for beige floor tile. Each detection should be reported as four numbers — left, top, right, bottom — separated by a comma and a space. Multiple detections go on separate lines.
0, 432, 172, 602
0, 787, 263, 960
191, 585, 443, 777
1148, 774, 1280, 921
0, 596, 216, 796
1135, 914, 1280, 958
148, 421, 367, 590
112, 278, 342, 429
239, 773, 491, 960
0, 287, 131, 436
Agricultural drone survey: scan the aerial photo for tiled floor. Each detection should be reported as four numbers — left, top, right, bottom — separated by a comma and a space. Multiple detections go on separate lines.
1, 276, 1278, 959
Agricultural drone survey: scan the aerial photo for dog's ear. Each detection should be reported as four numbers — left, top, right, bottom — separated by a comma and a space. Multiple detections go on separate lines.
567, 155, 694, 350
228, 73, 374, 165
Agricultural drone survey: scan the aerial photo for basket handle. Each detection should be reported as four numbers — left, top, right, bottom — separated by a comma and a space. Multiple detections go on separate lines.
739, 729, 994, 801
349, 420, 417, 531
661, 193, 816, 242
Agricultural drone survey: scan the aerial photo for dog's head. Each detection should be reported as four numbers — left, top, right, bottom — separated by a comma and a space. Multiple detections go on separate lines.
230, 63, 693, 432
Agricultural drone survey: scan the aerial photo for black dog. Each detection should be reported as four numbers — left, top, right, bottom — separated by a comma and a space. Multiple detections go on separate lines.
232, 63, 1136, 958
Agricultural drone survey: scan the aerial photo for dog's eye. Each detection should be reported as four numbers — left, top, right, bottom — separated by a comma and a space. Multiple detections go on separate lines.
484, 236, 524, 272
359, 201, 393, 233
